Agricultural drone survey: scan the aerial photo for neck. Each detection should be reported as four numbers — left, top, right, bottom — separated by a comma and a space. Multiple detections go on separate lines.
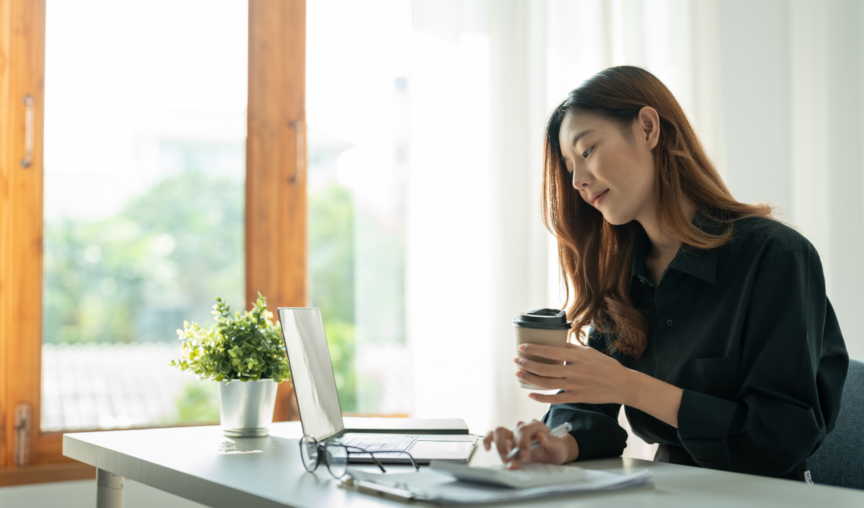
637, 199, 697, 258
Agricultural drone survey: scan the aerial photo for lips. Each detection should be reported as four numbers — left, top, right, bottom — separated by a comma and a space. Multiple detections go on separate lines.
588, 189, 609, 207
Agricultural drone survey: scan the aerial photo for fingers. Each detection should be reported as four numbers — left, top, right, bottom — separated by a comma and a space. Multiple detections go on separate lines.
533, 432, 566, 465
513, 420, 549, 461
516, 370, 560, 390
529, 391, 575, 404
537, 432, 557, 455
490, 420, 567, 468
514, 357, 569, 378
490, 427, 515, 462
519, 342, 593, 362
518, 343, 581, 361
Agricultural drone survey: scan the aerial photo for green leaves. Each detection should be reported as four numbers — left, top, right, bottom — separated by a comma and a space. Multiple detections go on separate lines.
171, 293, 291, 384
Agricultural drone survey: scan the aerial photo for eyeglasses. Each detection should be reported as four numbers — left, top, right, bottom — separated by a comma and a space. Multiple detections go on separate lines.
299, 435, 420, 479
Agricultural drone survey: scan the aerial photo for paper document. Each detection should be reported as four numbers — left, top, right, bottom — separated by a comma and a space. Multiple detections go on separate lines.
345, 468, 654, 505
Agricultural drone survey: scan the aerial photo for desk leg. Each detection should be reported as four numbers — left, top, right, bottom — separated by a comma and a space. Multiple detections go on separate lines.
96, 469, 125, 508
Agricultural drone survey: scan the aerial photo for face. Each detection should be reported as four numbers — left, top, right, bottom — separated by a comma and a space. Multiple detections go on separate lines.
558, 109, 659, 225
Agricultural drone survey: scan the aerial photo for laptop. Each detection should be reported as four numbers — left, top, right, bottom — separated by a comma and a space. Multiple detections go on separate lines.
278, 307, 478, 464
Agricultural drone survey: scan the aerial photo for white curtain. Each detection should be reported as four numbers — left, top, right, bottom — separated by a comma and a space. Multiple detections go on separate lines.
404, 0, 864, 459
406, 0, 548, 436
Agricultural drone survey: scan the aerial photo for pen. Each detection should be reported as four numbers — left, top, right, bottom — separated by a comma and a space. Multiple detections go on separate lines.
505, 422, 573, 461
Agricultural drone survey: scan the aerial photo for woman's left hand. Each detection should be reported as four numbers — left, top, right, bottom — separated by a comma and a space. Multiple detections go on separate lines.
515, 342, 636, 405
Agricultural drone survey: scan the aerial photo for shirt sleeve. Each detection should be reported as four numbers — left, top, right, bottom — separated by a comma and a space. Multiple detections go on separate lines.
676, 245, 849, 476
541, 329, 629, 461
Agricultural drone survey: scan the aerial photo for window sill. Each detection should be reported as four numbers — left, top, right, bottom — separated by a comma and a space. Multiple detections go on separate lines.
0, 461, 95, 487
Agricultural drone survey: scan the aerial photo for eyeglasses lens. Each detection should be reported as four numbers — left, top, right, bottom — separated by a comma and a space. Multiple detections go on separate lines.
300, 436, 319, 472
325, 442, 348, 478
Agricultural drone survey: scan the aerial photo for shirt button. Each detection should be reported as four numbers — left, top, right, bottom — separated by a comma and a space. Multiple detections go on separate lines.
666, 319, 674, 327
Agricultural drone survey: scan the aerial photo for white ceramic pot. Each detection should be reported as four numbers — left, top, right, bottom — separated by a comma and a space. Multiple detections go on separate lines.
217, 378, 278, 437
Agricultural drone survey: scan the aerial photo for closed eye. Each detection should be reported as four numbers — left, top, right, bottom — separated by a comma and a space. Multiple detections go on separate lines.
582, 146, 594, 158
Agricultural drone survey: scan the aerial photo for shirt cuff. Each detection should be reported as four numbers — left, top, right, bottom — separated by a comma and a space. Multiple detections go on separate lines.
543, 407, 628, 461
677, 390, 738, 469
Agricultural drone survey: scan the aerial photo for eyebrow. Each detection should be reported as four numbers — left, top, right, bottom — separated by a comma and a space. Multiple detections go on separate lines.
571, 129, 594, 148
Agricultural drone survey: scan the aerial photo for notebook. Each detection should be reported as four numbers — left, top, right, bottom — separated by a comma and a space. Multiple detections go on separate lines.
345, 467, 654, 504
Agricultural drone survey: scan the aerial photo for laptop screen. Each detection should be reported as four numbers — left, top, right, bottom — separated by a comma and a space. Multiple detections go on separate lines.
278, 308, 344, 440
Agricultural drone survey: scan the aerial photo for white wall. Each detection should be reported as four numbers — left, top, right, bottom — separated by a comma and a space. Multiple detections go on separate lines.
406, 0, 864, 444
0, 479, 206, 508
717, 0, 864, 362
717, 0, 792, 214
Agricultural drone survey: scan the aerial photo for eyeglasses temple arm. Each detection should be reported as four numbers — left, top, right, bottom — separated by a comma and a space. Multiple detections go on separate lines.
369, 452, 387, 473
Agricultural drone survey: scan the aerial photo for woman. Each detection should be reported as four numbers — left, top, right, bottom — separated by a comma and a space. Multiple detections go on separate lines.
483, 66, 848, 481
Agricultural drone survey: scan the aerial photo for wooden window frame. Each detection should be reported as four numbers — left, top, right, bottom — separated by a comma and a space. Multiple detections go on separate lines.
0, 0, 306, 487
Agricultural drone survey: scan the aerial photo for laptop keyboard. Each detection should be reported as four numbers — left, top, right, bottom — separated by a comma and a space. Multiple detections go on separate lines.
339, 433, 419, 457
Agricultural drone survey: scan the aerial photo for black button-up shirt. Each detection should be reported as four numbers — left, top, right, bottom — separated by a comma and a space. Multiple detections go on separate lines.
543, 211, 849, 480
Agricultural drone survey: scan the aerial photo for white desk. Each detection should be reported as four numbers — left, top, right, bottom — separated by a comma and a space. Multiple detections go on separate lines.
64, 422, 864, 508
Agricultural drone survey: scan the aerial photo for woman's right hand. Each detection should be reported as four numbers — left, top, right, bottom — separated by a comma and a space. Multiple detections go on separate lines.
482, 419, 579, 469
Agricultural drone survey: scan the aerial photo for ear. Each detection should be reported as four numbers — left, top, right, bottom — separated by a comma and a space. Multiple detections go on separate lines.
635, 106, 660, 151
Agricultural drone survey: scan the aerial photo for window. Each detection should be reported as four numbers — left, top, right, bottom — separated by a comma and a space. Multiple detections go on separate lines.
41, 0, 248, 432
306, 0, 412, 415
0, 0, 307, 485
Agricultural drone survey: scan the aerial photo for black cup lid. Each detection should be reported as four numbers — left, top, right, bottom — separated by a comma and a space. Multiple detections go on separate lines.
513, 308, 571, 330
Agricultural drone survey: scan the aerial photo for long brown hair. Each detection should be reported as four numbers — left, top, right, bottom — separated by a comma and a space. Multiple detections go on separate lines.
542, 66, 772, 358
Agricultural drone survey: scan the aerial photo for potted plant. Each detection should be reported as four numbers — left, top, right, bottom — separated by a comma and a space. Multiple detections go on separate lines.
171, 293, 291, 437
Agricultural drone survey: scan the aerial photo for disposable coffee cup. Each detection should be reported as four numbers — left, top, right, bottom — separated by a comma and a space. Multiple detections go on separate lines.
513, 308, 571, 390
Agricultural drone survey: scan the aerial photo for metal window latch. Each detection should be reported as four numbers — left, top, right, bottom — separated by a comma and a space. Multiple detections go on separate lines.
15, 403, 32, 466
20, 94, 34, 169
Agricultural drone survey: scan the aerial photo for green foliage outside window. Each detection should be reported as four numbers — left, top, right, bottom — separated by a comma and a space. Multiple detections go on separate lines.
43, 170, 244, 345
43, 169, 358, 419
162, 382, 220, 424
310, 183, 357, 412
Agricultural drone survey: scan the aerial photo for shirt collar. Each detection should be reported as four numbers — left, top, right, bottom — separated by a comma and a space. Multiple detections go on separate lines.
630, 210, 720, 286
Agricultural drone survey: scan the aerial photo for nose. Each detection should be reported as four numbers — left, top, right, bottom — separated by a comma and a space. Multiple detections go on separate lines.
571, 167, 591, 190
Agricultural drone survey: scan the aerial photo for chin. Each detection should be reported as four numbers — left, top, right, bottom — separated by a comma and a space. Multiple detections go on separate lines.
601, 210, 634, 226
